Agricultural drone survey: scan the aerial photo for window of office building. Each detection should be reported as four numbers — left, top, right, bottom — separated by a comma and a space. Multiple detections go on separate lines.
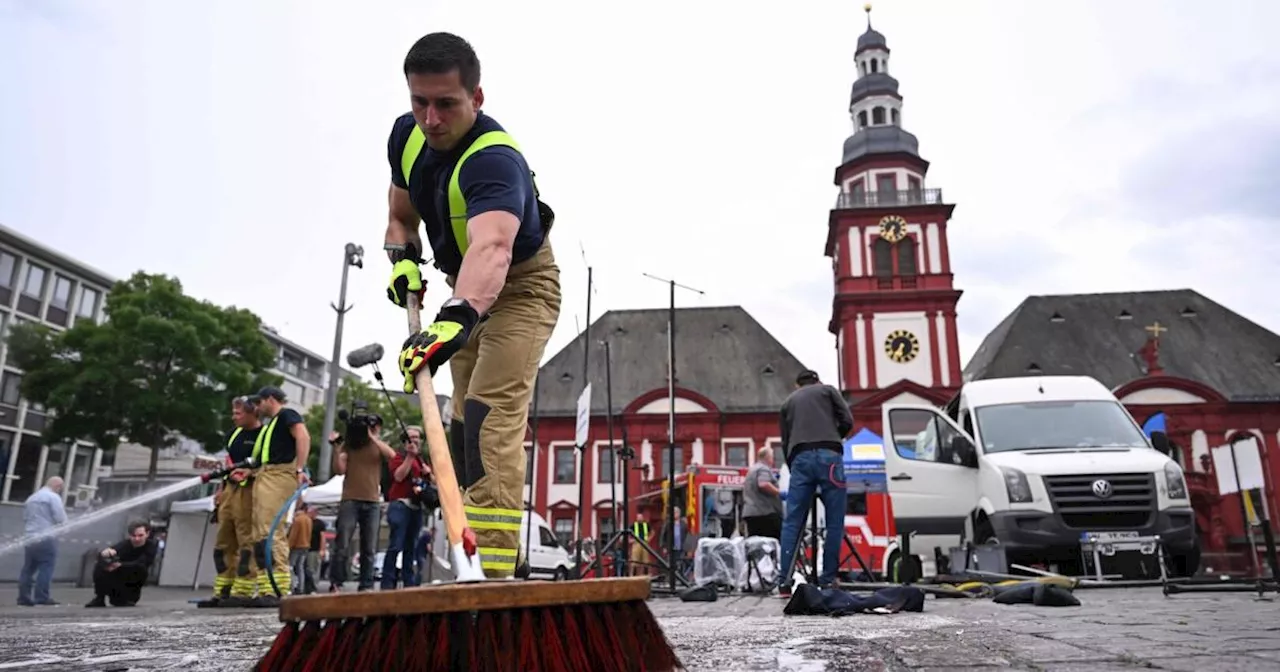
17, 263, 47, 317
77, 286, 100, 322
0, 251, 17, 307
8, 434, 42, 502
45, 275, 73, 326
67, 444, 95, 502
0, 370, 21, 428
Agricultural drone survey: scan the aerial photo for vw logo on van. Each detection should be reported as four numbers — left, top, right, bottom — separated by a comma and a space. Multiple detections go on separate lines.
1091, 479, 1114, 498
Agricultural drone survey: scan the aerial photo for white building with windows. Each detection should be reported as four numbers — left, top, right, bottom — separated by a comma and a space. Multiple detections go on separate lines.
0, 223, 357, 510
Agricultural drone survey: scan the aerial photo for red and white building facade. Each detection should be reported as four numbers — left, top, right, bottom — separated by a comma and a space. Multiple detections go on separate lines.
518, 14, 1280, 576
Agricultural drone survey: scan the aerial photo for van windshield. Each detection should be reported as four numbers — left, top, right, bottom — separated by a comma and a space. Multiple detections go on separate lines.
974, 400, 1150, 454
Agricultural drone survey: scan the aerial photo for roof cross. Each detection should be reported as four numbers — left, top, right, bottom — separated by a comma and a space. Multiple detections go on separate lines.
1145, 321, 1168, 339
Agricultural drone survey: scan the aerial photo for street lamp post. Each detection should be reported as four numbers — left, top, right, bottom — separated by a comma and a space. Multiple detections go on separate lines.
318, 242, 363, 482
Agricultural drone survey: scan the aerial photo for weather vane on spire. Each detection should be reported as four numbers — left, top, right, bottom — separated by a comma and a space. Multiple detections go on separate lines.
864, 3, 873, 28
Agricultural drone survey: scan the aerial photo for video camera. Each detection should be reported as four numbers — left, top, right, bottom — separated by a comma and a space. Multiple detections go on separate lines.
337, 400, 384, 450
412, 475, 440, 510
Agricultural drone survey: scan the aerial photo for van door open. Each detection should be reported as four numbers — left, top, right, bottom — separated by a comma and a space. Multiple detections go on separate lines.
881, 405, 981, 556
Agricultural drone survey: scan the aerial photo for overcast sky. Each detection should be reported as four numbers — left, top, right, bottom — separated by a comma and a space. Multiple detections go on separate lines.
2, 0, 1277, 400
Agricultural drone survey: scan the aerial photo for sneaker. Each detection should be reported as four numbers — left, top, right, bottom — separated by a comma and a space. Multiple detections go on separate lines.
16, 599, 33, 607
777, 582, 794, 598
35, 600, 60, 606
85, 596, 107, 608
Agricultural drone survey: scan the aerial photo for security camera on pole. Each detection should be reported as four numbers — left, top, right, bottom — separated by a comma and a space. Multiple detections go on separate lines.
319, 242, 364, 483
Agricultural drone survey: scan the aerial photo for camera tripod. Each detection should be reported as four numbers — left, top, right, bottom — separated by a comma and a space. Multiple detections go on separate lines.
785, 493, 875, 586
585, 441, 690, 589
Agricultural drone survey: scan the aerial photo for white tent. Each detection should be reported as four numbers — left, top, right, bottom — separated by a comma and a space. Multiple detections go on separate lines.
302, 475, 346, 505
171, 494, 214, 513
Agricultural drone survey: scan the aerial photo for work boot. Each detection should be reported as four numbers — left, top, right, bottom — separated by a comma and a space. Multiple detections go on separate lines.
251, 595, 281, 608
219, 596, 253, 608
85, 596, 107, 608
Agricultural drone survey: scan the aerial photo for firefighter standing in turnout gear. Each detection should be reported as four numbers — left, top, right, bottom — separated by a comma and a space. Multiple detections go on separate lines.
207, 396, 262, 606
248, 386, 310, 602
386, 32, 561, 579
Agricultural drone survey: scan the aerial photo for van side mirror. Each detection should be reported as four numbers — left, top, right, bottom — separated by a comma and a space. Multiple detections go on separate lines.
950, 436, 977, 468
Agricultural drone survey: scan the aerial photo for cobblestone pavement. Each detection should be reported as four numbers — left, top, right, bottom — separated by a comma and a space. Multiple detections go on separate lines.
0, 584, 1276, 670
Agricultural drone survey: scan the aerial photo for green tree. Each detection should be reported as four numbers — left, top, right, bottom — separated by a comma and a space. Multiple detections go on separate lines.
302, 376, 429, 477
5, 272, 281, 481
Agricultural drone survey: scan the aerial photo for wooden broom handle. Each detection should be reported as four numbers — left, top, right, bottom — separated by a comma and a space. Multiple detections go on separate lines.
406, 294, 468, 550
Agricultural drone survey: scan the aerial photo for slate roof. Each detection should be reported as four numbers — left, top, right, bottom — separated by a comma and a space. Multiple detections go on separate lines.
533, 306, 811, 417
963, 289, 1280, 401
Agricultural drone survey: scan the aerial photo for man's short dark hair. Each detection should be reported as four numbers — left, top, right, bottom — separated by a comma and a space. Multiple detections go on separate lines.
127, 520, 149, 535
404, 32, 481, 93
796, 370, 820, 386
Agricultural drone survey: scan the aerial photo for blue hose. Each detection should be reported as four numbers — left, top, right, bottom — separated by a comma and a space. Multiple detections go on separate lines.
265, 481, 309, 598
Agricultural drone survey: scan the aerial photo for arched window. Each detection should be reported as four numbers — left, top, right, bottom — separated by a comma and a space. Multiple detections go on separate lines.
870, 59, 878, 74
872, 107, 885, 124
897, 237, 917, 276
858, 110, 868, 128
873, 239, 893, 277
891, 108, 900, 125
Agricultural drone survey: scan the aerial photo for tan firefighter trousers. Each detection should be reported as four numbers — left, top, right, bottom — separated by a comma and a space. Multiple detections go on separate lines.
213, 480, 259, 598
447, 239, 561, 578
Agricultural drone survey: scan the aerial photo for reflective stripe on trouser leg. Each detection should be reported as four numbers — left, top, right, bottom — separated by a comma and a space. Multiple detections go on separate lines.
250, 464, 296, 595
478, 546, 518, 573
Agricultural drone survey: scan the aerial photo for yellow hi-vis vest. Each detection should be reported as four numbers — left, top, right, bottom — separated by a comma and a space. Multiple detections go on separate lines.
399, 125, 543, 258
224, 427, 250, 487
250, 416, 282, 465
632, 521, 650, 540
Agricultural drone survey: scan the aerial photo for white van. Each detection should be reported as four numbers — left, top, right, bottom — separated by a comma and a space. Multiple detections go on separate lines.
424, 509, 573, 581
519, 511, 574, 580
881, 375, 1199, 578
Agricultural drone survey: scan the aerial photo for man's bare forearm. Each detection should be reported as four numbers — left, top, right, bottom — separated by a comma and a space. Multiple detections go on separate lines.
452, 240, 511, 315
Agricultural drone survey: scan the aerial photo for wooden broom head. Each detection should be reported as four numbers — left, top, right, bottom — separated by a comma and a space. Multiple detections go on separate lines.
279, 577, 654, 622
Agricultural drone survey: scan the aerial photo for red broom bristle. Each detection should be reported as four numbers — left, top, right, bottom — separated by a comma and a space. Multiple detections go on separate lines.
402, 615, 432, 669
380, 615, 408, 670
540, 605, 570, 671
329, 619, 362, 668
517, 608, 541, 672
254, 621, 297, 672
628, 600, 683, 671
300, 620, 338, 672
281, 620, 321, 671
561, 607, 595, 672
430, 612, 452, 671
352, 617, 387, 671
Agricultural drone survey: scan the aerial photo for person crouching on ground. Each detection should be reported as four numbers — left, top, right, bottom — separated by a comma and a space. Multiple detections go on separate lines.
382, 425, 430, 589
86, 521, 157, 608
330, 420, 395, 592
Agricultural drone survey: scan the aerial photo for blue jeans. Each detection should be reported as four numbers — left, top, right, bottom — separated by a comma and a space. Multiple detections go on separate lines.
778, 449, 847, 587
18, 538, 57, 604
381, 501, 423, 589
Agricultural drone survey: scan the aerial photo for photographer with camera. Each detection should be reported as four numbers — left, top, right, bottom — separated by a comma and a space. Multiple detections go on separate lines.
329, 402, 395, 593
381, 425, 435, 589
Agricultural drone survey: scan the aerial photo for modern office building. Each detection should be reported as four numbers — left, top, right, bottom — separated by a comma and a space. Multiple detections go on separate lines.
0, 223, 358, 509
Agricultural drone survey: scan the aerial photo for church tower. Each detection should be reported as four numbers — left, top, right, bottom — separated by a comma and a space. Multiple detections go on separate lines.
826, 5, 963, 399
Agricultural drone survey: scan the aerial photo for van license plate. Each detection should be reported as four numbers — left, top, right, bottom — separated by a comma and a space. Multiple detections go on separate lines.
1080, 531, 1139, 543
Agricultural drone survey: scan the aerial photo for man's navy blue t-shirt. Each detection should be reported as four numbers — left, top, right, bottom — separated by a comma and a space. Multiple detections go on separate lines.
387, 112, 545, 277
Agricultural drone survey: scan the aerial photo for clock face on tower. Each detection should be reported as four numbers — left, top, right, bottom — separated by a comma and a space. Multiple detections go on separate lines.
878, 215, 908, 243
884, 329, 920, 363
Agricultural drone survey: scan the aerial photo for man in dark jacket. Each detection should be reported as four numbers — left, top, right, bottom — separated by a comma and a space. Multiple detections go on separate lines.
777, 370, 854, 595
86, 521, 158, 607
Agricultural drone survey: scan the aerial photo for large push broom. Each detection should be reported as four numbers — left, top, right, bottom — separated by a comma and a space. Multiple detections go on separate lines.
254, 289, 683, 672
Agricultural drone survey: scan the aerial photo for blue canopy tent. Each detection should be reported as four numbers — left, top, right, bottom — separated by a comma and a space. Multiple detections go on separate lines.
844, 428, 888, 494
1142, 412, 1167, 438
